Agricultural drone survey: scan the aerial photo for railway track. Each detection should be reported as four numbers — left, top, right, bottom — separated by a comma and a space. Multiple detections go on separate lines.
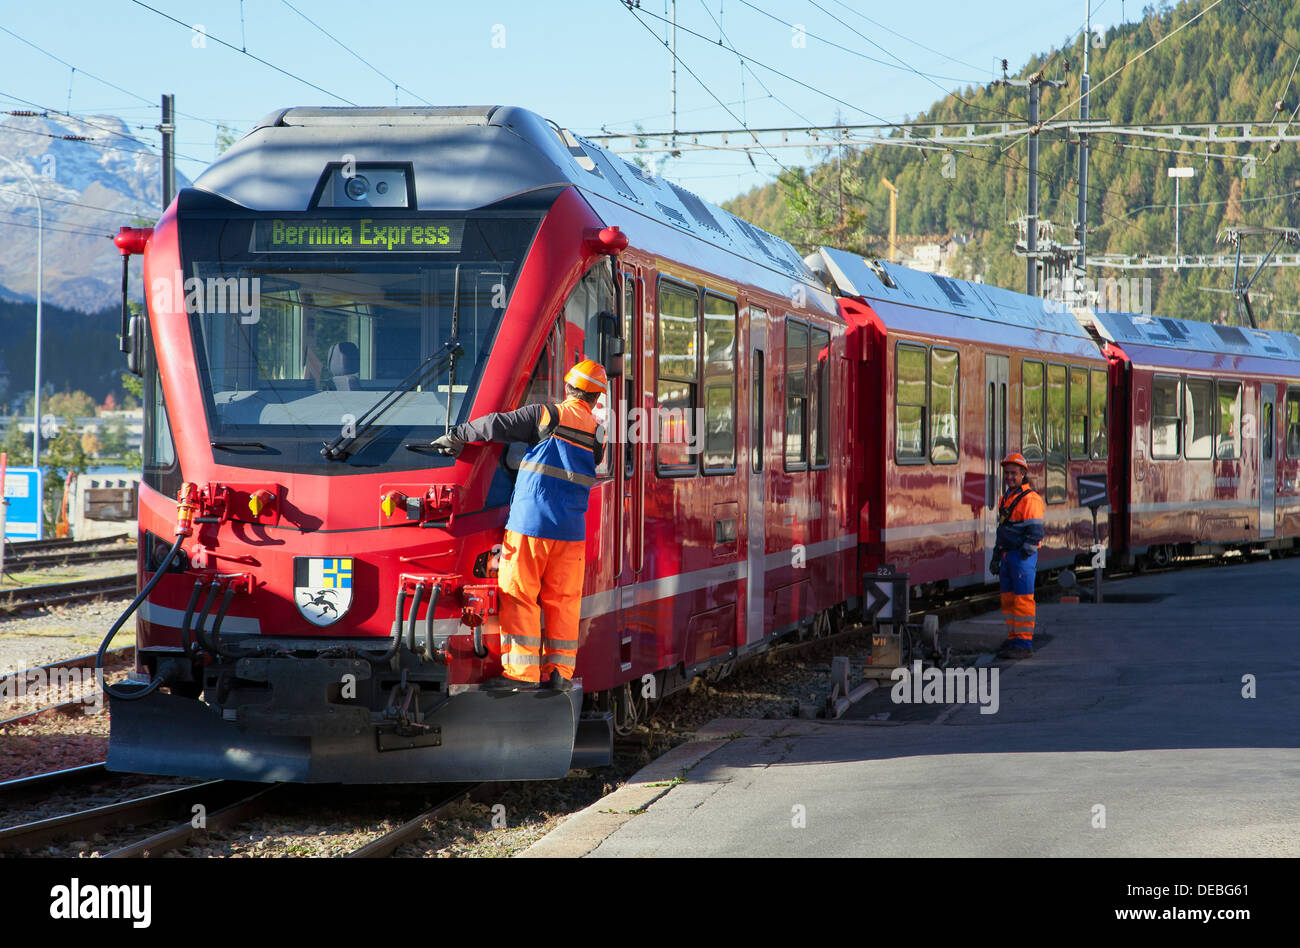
5, 545, 137, 572
0, 775, 477, 858
0, 573, 136, 615
0, 646, 134, 728
4, 535, 130, 556
0, 779, 256, 855
347, 785, 479, 857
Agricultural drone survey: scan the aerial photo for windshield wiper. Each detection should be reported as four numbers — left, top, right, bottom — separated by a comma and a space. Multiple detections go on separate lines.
321, 269, 465, 461
212, 440, 270, 451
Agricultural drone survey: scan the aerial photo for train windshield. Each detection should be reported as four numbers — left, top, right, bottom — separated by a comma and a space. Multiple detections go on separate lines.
178, 214, 541, 470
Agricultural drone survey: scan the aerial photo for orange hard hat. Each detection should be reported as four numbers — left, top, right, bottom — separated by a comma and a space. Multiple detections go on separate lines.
1001, 452, 1029, 469
565, 359, 608, 394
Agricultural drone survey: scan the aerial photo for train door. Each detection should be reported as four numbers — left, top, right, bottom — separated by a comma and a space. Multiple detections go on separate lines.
620, 268, 644, 577
983, 354, 1010, 582
746, 308, 767, 644
1261, 382, 1276, 539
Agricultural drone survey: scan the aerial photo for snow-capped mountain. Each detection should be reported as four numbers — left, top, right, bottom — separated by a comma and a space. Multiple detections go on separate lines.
0, 112, 193, 312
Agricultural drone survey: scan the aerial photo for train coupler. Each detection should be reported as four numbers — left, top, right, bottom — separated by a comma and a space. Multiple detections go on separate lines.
377, 669, 445, 751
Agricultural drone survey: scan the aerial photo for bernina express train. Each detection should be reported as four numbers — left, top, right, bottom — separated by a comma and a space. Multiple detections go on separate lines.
106, 105, 1300, 783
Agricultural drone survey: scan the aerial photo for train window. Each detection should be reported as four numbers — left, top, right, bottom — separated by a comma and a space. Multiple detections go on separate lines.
752, 347, 764, 473
1216, 380, 1241, 460
1045, 363, 1067, 504
1068, 366, 1089, 460
930, 347, 959, 464
785, 321, 809, 468
565, 261, 616, 478
1287, 390, 1300, 457
811, 326, 831, 469
144, 329, 176, 471
1184, 378, 1213, 460
521, 323, 558, 406
1151, 375, 1182, 459
1021, 360, 1044, 462
1263, 401, 1274, 461
623, 273, 637, 477
895, 342, 927, 462
655, 279, 699, 474
702, 293, 737, 472
1090, 368, 1108, 459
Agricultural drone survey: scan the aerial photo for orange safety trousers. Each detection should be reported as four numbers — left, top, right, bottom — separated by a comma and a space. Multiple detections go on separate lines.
999, 548, 1037, 645
496, 528, 584, 682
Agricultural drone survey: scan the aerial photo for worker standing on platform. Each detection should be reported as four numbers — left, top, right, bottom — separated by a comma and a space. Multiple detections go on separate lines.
989, 452, 1044, 659
431, 359, 607, 691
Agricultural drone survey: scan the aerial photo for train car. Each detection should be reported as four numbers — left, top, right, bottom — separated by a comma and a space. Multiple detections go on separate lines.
107, 105, 856, 784
808, 248, 1110, 594
1079, 310, 1300, 567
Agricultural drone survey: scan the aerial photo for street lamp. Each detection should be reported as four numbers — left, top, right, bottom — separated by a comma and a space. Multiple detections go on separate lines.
0, 153, 42, 469
1168, 166, 1195, 263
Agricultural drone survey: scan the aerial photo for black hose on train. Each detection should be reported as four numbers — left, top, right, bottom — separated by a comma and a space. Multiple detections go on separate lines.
94, 534, 186, 701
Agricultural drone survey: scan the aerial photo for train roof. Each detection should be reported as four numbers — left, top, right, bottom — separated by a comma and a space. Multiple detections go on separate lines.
192, 105, 819, 286
1084, 309, 1300, 363
807, 246, 1092, 339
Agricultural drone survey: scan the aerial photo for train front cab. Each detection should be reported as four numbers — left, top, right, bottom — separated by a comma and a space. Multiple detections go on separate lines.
1086, 311, 1300, 567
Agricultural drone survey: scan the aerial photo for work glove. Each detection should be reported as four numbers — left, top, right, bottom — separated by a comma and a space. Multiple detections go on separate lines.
430, 433, 466, 457
988, 549, 1002, 576
1021, 543, 1038, 558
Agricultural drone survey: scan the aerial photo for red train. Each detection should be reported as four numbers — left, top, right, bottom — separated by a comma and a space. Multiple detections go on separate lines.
106, 106, 1300, 783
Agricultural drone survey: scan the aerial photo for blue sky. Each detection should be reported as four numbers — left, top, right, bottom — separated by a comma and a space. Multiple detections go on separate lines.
2, 0, 1133, 204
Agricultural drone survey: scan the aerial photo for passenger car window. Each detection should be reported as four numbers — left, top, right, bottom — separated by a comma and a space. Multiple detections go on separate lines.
1151, 375, 1181, 459
895, 343, 927, 462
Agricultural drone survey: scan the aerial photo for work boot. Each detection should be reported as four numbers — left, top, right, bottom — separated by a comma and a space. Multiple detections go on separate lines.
479, 676, 535, 691
545, 670, 573, 692
997, 642, 1033, 660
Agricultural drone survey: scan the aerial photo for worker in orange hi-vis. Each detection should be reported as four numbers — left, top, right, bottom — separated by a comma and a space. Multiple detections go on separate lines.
989, 452, 1045, 659
431, 359, 607, 691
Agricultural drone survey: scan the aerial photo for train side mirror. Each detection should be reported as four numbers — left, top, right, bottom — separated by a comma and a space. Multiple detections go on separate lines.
125, 313, 144, 377
597, 311, 623, 377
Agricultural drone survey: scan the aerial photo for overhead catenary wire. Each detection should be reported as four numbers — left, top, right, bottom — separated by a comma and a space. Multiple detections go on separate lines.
1004, 0, 1231, 155
128, 0, 359, 105
0, 23, 221, 130
827, 0, 987, 73
622, 1, 873, 212
277, 0, 434, 107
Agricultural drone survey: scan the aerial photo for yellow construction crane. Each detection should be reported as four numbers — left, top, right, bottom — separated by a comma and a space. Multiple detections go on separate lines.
881, 176, 898, 263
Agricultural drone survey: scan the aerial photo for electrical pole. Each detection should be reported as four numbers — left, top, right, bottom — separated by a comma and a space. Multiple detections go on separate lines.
998, 71, 1064, 296
1027, 78, 1041, 296
670, 2, 678, 156
1075, 1, 1091, 293
159, 94, 176, 209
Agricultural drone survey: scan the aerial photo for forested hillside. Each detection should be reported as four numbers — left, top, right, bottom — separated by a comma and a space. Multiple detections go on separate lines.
723, 0, 1300, 327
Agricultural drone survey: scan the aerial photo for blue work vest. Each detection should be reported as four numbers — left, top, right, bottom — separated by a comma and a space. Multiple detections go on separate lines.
506, 399, 599, 542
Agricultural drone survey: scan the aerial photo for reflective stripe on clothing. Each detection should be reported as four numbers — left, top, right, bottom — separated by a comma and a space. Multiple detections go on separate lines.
506, 397, 600, 542
999, 547, 1036, 643
517, 459, 596, 488
497, 529, 585, 683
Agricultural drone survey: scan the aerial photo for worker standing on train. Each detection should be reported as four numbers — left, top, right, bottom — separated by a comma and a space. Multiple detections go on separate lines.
989, 452, 1044, 659
431, 359, 607, 691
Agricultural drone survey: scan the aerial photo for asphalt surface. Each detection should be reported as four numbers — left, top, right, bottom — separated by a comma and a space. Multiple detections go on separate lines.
579, 558, 1300, 857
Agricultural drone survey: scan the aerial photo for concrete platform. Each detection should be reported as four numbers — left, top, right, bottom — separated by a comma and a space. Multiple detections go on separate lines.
522, 558, 1300, 857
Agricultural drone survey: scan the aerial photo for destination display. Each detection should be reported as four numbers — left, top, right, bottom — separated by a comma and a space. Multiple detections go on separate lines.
250, 218, 465, 252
